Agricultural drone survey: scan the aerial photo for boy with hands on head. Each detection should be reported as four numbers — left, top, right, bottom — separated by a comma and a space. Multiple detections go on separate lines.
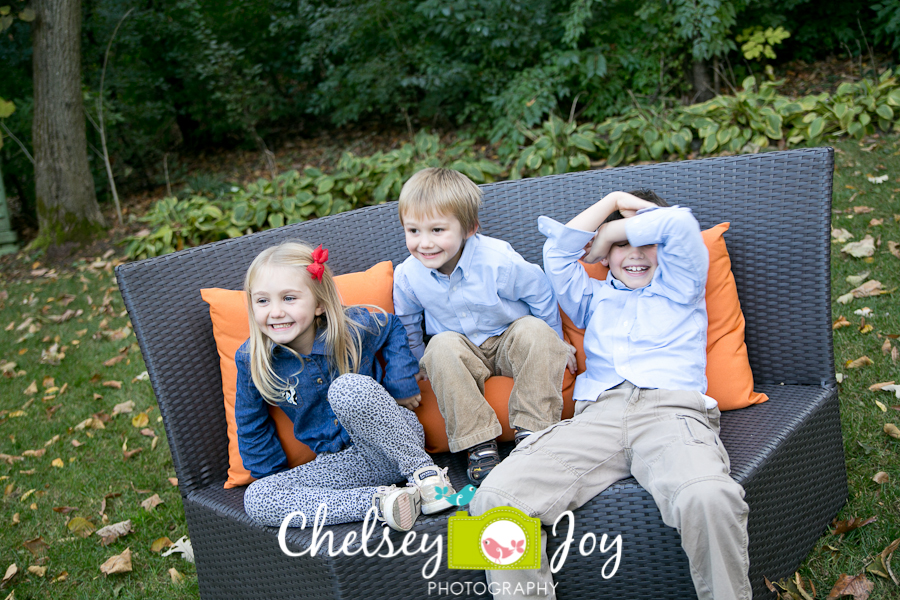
470, 190, 751, 600
392, 167, 576, 486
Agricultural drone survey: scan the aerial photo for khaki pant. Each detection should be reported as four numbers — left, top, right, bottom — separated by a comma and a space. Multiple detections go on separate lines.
470, 382, 751, 600
420, 316, 570, 453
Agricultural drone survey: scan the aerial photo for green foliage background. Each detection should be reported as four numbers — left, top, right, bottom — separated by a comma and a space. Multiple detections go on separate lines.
0, 0, 896, 225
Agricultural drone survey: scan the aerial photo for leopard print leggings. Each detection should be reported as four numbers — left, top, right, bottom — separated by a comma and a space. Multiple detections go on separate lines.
243, 374, 429, 528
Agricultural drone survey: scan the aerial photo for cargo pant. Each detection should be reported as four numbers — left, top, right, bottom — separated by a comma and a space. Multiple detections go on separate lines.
420, 316, 570, 453
469, 381, 751, 600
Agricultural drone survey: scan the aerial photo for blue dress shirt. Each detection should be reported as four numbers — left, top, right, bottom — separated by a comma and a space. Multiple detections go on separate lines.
539, 206, 709, 402
393, 233, 564, 360
234, 307, 421, 479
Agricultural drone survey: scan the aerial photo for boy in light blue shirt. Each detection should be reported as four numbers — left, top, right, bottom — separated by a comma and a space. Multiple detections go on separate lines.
471, 190, 751, 600
393, 168, 576, 486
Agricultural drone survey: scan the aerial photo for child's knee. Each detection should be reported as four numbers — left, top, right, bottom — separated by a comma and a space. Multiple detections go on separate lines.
674, 477, 747, 523
327, 373, 383, 412
423, 331, 470, 358
508, 317, 563, 348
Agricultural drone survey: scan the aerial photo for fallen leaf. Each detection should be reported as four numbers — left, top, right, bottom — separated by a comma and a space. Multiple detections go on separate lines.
884, 423, 900, 438
52, 506, 77, 514
850, 280, 886, 298
160, 536, 194, 563
74, 418, 105, 431
843, 236, 877, 258
50, 458, 64, 468
168, 477, 178, 487
882, 385, 900, 399
99, 548, 132, 576
832, 516, 877, 535
873, 471, 890, 484
854, 307, 874, 317
1, 564, 16, 587
846, 356, 874, 368
151, 536, 173, 552
141, 494, 163, 511
70, 439, 83, 448
854, 205, 876, 213
27, 565, 46, 577
139, 428, 155, 438
888, 241, 900, 259
103, 355, 127, 367
23, 381, 37, 395
893, 347, 899, 363
870, 218, 884, 226
44, 434, 60, 447
834, 316, 852, 329
884, 339, 893, 354
168, 567, 184, 584
52, 570, 68, 583
836, 373, 845, 383
131, 413, 149, 428
22, 449, 45, 458
833, 228, 855, 243
876, 400, 887, 412
826, 572, 873, 599
860, 323, 874, 334
67, 516, 96, 538
870, 381, 896, 391
837, 292, 856, 305
868, 174, 889, 184
22, 537, 49, 558
102, 381, 122, 389
96, 520, 133, 545
123, 448, 143, 460
0, 454, 23, 465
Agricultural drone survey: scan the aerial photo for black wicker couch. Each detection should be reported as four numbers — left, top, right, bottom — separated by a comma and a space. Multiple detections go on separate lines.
116, 147, 846, 599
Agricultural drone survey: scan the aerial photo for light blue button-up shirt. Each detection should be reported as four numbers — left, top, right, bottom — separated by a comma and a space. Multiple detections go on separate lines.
539, 206, 709, 402
394, 233, 564, 360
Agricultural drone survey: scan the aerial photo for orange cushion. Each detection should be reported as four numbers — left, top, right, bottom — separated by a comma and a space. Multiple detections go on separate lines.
202, 261, 397, 489
560, 222, 767, 411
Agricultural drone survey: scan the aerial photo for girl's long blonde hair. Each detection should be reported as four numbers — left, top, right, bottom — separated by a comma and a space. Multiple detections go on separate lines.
243, 241, 370, 405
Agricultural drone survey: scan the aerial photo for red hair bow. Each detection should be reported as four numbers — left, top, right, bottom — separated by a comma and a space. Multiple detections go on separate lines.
307, 244, 329, 282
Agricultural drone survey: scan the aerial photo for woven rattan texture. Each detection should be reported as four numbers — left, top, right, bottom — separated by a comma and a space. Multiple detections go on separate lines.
115, 147, 844, 599
182, 383, 843, 599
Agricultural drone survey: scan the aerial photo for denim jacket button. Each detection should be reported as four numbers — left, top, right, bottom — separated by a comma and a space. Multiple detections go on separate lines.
333, 419, 339, 425
317, 378, 323, 384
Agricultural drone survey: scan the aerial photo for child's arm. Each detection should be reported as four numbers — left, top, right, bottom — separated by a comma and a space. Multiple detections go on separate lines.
367, 310, 423, 409
234, 349, 288, 479
392, 265, 427, 361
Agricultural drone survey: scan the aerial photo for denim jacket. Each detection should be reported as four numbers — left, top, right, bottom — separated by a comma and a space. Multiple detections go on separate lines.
234, 307, 420, 479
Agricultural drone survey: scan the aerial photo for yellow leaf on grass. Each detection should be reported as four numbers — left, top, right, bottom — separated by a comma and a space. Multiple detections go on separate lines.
168, 567, 184, 584
21, 449, 45, 458
837, 292, 856, 305
99, 548, 132, 576
23, 381, 37, 395
27, 565, 46, 577
67, 517, 96, 538
50, 458, 63, 468
875, 400, 887, 412
885, 423, 900, 439
846, 356, 874, 368
151, 537, 173, 552
832, 228, 854, 243
131, 413, 149, 428
860, 324, 874, 334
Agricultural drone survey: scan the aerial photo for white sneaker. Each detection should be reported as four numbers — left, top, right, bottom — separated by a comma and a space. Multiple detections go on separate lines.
372, 485, 421, 532
411, 466, 456, 515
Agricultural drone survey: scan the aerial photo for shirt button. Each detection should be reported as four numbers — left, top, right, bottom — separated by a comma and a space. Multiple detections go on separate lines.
317, 378, 323, 384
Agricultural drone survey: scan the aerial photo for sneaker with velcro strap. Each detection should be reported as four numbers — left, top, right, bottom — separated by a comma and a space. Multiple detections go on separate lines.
411, 465, 456, 514
466, 439, 500, 487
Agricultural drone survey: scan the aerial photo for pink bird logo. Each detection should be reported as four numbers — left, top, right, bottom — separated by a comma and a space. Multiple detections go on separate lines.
482, 538, 525, 562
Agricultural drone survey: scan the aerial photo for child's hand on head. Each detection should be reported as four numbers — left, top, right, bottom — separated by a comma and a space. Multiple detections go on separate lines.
582, 224, 613, 265
396, 393, 422, 410
615, 193, 659, 218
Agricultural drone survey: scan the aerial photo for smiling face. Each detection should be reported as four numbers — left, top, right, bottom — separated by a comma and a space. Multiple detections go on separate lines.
607, 241, 658, 289
250, 264, 325, 354
402, 211, 475, 275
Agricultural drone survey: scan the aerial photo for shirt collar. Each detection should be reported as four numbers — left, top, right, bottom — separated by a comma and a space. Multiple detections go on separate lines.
428, 233, 481, 281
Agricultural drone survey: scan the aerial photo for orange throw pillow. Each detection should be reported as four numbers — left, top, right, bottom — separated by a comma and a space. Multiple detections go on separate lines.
202, 261, 396, 488
559, 222, 767, 411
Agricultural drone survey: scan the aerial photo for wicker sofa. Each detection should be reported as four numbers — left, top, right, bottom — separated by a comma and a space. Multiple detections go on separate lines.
116, 147, 846, 599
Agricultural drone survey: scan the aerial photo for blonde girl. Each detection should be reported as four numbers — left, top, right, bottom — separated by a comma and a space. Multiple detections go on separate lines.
236, 242, 455, 532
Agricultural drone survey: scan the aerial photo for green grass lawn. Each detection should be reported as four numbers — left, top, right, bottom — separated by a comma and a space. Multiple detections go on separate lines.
1, 137, 899, 599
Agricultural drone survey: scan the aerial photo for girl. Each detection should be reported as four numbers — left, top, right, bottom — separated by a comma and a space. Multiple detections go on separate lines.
236, 241, 455, 532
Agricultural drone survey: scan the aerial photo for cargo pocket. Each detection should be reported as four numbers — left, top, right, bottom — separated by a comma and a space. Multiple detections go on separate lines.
677, 413, 719, 448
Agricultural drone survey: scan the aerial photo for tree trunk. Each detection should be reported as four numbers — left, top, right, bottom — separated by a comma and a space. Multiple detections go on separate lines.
691, 59, 715, 103
32, 0, 105, 246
